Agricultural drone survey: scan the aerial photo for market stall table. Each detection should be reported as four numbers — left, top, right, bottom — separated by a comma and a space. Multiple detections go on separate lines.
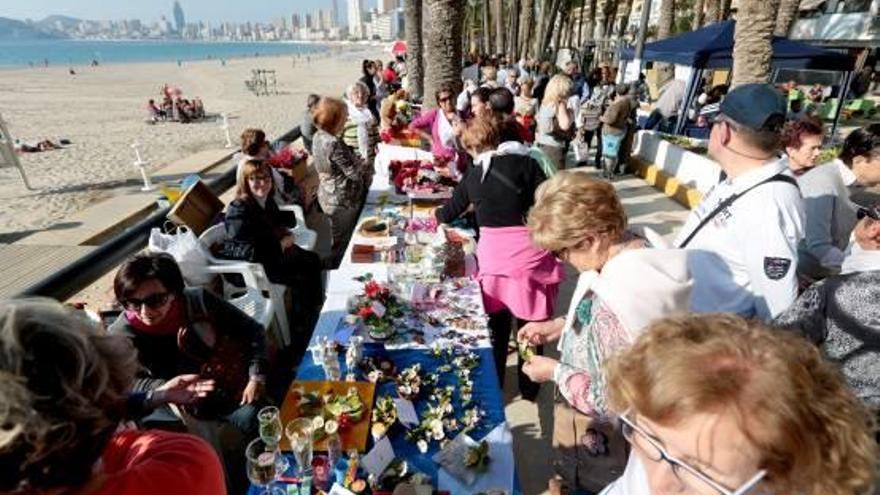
249, 144, 518, 494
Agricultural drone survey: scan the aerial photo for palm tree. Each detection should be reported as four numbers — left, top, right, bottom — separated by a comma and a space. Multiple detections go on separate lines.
494, 0, 506, 55
732, 0, 782, 86
404, 0, 425, 99
775, 0, 802, 36
704, 0, 720, 24
657, 0, 675, 38
424, 0, 466, 106
692, 0, 705, 29
616, 0, 635, 38
519, 0, 535, 58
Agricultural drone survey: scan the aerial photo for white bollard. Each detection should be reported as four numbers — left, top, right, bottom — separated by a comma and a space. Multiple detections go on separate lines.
220, 113, 233, 148
131, 141, 155, 192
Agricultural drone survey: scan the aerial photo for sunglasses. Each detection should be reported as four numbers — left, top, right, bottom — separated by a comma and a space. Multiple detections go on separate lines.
857, 206, 879, 221
123, 292, 171, 311
438, 96, 452, 103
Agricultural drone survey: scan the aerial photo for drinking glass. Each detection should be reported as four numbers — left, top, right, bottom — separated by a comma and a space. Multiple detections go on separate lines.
285, 417, 314, 476
258, 406, 289, 475
246, 438, 285, 495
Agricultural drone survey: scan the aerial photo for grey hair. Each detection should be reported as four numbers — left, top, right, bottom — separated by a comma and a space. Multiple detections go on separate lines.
0, 298, 138, 492
347, 81, 370, 99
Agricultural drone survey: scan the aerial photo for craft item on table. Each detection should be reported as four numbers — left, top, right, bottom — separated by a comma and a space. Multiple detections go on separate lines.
281, 381, 376, 452
360, 356, 397, 383
395, 363, 423, 401
371, 395, 398, 441
345, 336, 364, 378
321, 337, 343, 381
362, 436, 396, 478
348, 278, 406, 341
433, 432, 489, 486
351, 244, 377, 264
388, 158, 456, 196
406, 217, 438, 233
370, 458, 433, 493
358, 216, 390, 238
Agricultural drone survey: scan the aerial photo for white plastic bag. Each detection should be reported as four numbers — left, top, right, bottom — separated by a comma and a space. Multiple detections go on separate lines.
147, 226, 214, 286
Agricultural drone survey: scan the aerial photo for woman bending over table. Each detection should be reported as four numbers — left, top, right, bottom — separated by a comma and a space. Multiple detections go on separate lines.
519, 171, 692, 494
312, 97, 373, 268
223, 159, 324, 328
109, 253, 269, 493
0, 298, 226, 495
408, 83, 468, 174
435, 115, 562, 400
601, 314, 876, 495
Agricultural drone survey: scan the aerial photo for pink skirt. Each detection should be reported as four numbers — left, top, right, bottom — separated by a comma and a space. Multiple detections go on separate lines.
477, 226, 565, 321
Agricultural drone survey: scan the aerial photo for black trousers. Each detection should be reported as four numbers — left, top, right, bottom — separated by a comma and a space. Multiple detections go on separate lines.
488, 309, 543, 401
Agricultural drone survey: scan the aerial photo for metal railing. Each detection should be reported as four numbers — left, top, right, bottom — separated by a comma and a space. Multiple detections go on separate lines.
17, 126, 302, 301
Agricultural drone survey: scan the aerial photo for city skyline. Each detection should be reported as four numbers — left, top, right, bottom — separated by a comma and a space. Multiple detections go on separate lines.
0, 0, 378, 25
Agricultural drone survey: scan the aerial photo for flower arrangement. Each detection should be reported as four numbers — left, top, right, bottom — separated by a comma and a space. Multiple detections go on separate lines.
371, 395, 398, 441
396, 363, 423, 400
350, 276, 405, 341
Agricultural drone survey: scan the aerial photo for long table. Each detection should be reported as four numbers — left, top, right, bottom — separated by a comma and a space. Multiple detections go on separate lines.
261, 144, 517, 494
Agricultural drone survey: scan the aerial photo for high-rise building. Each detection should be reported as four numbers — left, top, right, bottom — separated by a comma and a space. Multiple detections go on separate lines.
305, 13, 314, 29
172, 1, 185, 34
291, 14, 301, 30
331, 0, 340, 27
377, 0, 398, 14
347, 0, 364, 38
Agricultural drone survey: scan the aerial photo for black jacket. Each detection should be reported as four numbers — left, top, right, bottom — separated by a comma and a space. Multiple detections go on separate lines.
436, 153, 547, 228
222, 196, 296, 272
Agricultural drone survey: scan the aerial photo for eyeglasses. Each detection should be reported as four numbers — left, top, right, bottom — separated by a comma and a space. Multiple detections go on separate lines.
438, 96, 452, 103
123, 292, 171, 311
619, 413, 767, 495
857, 206, 879, 221
248, 174, 272, 183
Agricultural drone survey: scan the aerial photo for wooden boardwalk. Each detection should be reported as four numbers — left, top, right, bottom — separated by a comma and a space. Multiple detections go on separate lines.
0, 244, 96, 297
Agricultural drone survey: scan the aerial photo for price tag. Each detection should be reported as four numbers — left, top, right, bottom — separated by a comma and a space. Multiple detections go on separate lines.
393, 398, 420, 426
362, 436, 395, 477
370, 301, 387, 318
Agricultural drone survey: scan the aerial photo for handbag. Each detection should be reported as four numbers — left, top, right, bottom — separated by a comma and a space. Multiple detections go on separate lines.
178, 291, 251, 419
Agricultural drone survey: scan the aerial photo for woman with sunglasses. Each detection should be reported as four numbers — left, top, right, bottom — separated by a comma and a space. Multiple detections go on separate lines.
519, 171, 692, 494
602, 314, 876, 495
775, 204, 880, 414
409, 83, 468, 174
109, 252, 269, 493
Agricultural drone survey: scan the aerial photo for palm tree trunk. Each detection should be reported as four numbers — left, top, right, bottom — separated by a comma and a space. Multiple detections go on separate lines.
616, 0, 634, 39
585, 0, 596, 41
657, 0, 674, 39
692, 0, 705, 29
425, 0, 466, 106
721, 0, 732, 20
519, 0, 535, 58
493, 0, 506, 55
732, 0, 781, 86
541, 0, 562, 57
704, 0, 720, 24
508, 0, 520, 59
775, 0, 801, 36
576, 0, 586, 46
404, 0, 425, 99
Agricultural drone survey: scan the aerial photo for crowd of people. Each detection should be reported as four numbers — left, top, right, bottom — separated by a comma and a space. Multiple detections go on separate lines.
1, 49, 879, 495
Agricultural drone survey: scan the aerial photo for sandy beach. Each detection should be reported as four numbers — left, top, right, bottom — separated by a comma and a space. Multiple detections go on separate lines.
0, 44, 386, 242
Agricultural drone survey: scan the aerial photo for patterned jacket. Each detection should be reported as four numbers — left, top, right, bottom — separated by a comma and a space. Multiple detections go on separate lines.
311, 129, 368, 213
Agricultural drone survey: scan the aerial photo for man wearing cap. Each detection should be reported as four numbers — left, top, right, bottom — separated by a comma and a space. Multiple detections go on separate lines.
676, 83, 805, 320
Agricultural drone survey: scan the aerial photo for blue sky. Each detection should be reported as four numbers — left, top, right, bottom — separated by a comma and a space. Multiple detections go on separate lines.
1, 0, 376, 24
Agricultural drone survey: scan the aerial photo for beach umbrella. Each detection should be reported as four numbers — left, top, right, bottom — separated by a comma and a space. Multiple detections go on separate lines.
391, 40, 407, 56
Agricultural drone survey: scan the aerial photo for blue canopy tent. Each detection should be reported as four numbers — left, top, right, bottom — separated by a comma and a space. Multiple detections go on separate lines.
620, 20, 855, 136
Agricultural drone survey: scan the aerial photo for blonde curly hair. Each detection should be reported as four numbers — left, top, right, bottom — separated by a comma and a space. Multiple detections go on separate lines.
605, 314, 878, 495
527, 170, 627, 252
0, 299, 138, 493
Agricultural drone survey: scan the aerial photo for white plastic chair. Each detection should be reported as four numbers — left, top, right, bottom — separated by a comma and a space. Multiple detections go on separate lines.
278, 203, 318, 251
198, 223, 292, 347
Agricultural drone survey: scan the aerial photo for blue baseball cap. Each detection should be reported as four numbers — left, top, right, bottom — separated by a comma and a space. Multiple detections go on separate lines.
719, 83, 787, 132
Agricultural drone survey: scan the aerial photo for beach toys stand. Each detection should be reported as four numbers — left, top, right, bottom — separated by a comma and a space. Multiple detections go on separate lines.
131, 141, 155, 192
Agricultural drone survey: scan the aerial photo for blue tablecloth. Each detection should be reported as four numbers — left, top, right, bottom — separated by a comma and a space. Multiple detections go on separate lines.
294, 344, 506, 484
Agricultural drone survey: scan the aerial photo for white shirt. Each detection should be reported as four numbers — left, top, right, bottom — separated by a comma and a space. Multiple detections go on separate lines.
675, 159, 805, 320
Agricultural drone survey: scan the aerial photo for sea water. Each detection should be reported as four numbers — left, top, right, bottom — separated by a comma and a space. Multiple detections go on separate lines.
0, 39, 328, 68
